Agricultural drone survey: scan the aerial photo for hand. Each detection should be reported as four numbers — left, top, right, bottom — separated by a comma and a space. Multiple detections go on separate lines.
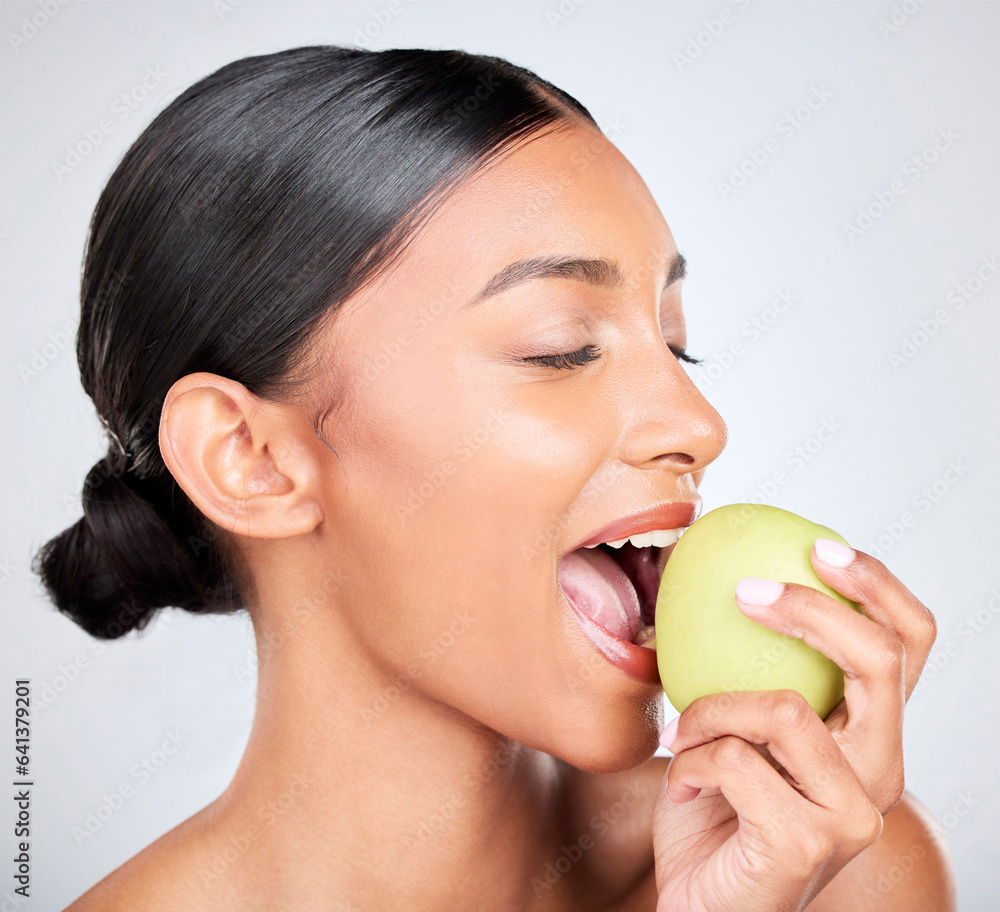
651, 539, 937, 912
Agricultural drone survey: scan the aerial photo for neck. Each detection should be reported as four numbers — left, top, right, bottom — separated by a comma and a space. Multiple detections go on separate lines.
187, 587, 580, 911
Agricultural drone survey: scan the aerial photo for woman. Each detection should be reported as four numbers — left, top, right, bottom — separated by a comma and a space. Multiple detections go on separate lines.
36, 46, 953, 910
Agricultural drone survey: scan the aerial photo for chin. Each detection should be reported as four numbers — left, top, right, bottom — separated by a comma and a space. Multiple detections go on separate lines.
547, 694, 665, 775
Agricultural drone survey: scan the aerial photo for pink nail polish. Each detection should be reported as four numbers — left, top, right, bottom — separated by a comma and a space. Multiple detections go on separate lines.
736, 577, 784, 607
814, 537, 854, 568
659, 717, 679, 752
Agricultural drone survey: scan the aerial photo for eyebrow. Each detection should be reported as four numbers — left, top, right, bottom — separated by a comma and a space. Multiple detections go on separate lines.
460, 251, 686, 309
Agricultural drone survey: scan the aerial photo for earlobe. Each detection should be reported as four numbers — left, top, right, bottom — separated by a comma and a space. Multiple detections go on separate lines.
159, 372, 323, 539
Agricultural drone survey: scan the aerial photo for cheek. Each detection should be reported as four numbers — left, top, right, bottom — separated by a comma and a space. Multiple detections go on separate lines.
318, 396, 663, 759
314, 366, 530, 665
316, 333, 628, 715
339, 403, 589, 643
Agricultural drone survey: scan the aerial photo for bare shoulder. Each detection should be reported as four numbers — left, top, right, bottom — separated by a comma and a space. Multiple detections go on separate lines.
63, 852, 171, 912
61, 803, 237, 912
807, 791, 957, 911
63, 844, 179, 911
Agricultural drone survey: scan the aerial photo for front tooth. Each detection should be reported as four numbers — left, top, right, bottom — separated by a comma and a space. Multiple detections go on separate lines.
595, 527, 686, 550
635, 625, 656, 648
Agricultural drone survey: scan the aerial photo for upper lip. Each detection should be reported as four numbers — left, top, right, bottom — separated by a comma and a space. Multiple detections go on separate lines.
566, 501, 701, 553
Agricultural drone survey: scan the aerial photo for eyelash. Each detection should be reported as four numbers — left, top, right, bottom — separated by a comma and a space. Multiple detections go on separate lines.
524, 344, 702, 371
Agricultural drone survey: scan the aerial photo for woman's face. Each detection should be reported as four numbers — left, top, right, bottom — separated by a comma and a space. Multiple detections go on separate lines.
303, 119, 727, 770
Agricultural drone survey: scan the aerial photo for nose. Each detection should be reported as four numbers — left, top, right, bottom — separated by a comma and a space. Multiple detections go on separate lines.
616, 339, 728, 482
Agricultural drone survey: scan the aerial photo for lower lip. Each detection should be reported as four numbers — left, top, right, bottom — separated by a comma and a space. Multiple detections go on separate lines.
564, 599, 660, 685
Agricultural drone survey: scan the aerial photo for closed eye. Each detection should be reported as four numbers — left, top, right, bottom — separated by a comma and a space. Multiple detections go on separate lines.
522, 344, 701, 371
523, 345, 601, 370
670, 345, 701, 365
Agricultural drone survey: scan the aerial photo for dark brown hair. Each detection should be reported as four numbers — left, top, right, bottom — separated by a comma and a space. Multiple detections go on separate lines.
32, 44, 595, 639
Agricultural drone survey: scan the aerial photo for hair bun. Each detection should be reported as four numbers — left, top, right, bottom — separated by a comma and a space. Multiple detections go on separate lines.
34, 454, 206, 639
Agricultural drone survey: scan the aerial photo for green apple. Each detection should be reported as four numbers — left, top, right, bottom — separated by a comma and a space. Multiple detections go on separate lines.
655, 503, 862, 720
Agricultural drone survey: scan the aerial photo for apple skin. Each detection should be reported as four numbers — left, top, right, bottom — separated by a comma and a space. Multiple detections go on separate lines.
655, 503, 863, 720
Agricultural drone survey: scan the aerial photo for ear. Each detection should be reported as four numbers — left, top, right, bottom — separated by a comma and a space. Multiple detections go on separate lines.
159, 372, 324, 539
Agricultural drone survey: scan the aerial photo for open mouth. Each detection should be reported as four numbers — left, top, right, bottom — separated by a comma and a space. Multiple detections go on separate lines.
598, 540, 664, 635
586, 541, 662, 643
558, 538, 675, 657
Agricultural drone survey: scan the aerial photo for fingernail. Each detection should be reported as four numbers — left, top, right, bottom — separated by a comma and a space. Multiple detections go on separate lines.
659, 716, 680, 752
814, 537, 854, 568
735, 577, 784, 607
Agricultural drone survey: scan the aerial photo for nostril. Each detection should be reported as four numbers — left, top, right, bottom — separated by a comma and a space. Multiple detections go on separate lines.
658, 452, 696, 467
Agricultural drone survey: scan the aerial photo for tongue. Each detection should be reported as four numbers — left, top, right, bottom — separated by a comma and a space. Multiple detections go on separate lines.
558, 547, 642, 643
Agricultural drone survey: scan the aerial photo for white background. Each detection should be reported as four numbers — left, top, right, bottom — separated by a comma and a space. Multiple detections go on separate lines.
2, 1, 997, 909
